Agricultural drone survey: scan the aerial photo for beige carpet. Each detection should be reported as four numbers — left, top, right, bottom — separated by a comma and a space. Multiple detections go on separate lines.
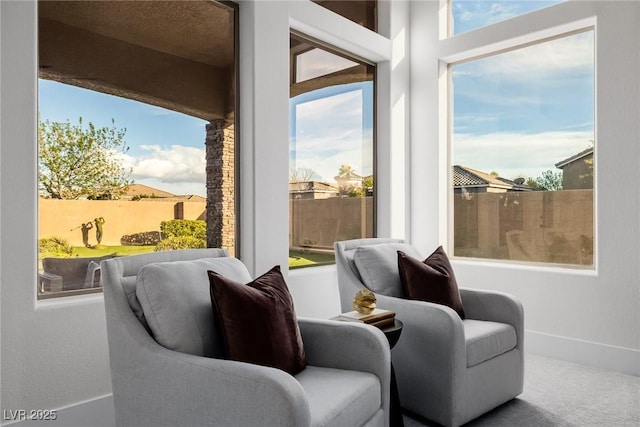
403, 354, 640, 427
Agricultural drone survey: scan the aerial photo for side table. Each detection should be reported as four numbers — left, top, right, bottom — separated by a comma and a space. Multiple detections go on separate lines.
380, 319, 404, 427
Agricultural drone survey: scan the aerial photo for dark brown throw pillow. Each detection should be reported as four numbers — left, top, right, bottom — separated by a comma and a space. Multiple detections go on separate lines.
208, 265, 307, 375
397, 247, 466, 319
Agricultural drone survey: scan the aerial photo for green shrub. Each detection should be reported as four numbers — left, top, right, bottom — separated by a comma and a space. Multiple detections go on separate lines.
120, 231, 163, 246
39, 236, 74, 257
155, 236, 206, 251
160, 219, 206, 240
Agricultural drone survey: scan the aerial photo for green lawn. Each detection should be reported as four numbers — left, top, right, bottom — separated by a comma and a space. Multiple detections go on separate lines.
39, 245, 156, 261
72, 245, 157, 257
289, 250, 335, 268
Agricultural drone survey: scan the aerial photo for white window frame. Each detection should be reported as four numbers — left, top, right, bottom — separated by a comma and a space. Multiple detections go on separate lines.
438, 2, 598, 270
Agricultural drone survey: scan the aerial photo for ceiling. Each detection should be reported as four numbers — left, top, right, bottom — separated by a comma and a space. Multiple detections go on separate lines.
38, 0, 236, 121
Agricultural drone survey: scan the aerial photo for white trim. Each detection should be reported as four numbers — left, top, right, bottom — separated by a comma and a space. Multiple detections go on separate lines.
288, 1, 391, 64
525, 330, 640, 377
438, 3, 597, 65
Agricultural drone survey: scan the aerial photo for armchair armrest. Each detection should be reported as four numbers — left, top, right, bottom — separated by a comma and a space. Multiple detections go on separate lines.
459, 288, 524, 347
298, 317, 390, 377
297, 317, 390, 421
373, 294, 467, 416
39, 271, 63, 292
375, 294, 466, 365
114, 344, 310, 427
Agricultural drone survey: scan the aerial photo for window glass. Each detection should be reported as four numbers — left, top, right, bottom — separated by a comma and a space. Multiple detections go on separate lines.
37, 0, 237, 298
451, 0, 565, 36
290, 35, 375, 268
312, 1, 377, 32
451, 31, 594, 266
295, 48, 359, 83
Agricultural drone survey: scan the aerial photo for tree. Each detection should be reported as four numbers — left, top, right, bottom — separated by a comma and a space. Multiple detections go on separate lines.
525, 178, 541, 190
534, 170, 563, 191
38, 117, 133, 199
289, 167, 320, 182
362, 175, 374, 193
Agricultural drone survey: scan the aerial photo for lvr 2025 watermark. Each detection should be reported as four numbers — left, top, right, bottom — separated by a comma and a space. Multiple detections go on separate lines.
3, 409, 57, 421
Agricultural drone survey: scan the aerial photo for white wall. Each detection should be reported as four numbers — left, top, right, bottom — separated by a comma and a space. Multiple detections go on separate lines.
410, 0, 640, 376
1, 0, 113, 417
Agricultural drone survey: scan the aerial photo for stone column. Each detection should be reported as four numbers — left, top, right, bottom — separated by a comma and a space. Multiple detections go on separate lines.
205, 120, 235, 256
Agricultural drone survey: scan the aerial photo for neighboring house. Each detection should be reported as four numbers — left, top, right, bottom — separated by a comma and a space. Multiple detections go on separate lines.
122, 183, 176, 199
334, 166, 363, 189
289, 181, 340, 199
122, 184, 206, 202
453, 165, 532, 195
555, 147, 594, 190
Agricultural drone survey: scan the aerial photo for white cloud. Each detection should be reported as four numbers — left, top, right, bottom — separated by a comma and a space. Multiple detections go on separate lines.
465, 31, 594, 80
292, 128, 373, 183
124, 144, 206, 185
296, 90, 362, 122
292, 89, 373, 182
454, 1, 520, 26
453, 130, 594, 180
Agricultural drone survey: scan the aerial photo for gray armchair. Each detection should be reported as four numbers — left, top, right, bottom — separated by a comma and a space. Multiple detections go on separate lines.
102, 249, 390, 427
335, 239, 524, 427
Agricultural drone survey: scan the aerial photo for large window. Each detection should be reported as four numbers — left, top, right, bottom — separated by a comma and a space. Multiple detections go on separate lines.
451, 30, 595, 267
289, 34, 375, 268
37, 0, 238, 298
449, 0, 565, 36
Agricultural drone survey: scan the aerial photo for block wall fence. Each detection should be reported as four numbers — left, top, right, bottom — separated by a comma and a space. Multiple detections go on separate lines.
39, 198, 206, 247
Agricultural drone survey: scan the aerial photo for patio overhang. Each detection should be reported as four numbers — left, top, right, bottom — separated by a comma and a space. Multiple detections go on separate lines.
38, 0, 235, 121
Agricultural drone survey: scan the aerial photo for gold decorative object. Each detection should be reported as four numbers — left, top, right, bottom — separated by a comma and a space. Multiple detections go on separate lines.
353, 289, 377, 314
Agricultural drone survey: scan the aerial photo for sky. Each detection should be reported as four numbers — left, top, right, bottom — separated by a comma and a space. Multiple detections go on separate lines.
452, 0, 562, 34
290, 82, 374, 183
38, 0, 590, 196
452, 29, 594, 180
451, 0, 594, 181
38, 80, 209, 197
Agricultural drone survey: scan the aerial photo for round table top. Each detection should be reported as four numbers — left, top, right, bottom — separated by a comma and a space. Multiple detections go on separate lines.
329, 315, 403, 349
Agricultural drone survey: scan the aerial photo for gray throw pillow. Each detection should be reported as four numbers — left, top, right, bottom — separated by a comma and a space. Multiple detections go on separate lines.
136, 257, 252, 358
353, 243, 422, 297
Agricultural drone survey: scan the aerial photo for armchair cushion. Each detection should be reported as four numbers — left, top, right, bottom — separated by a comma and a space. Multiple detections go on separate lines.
397, 247, 466, 319
354, 242, 422, 297
464, 319, 517, 367
208, 265, 307, 375
136, 257, 252, 358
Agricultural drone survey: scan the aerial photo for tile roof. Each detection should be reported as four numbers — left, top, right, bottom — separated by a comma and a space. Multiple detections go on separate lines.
453, 165, 531, 191
453, 165, 511, 188
124, 183, 176, 198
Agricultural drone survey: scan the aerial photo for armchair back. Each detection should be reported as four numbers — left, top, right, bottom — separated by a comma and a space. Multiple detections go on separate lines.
334, 238, 405, 312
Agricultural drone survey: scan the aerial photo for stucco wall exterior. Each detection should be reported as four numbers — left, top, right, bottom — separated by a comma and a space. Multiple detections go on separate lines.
289, 196, 374, 249
454, 189, 593, 264
39, 198, 206, 247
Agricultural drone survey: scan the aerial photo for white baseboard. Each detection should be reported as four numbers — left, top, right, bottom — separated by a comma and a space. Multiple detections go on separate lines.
2, 395, 114, 427
525, 330, 640, 377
